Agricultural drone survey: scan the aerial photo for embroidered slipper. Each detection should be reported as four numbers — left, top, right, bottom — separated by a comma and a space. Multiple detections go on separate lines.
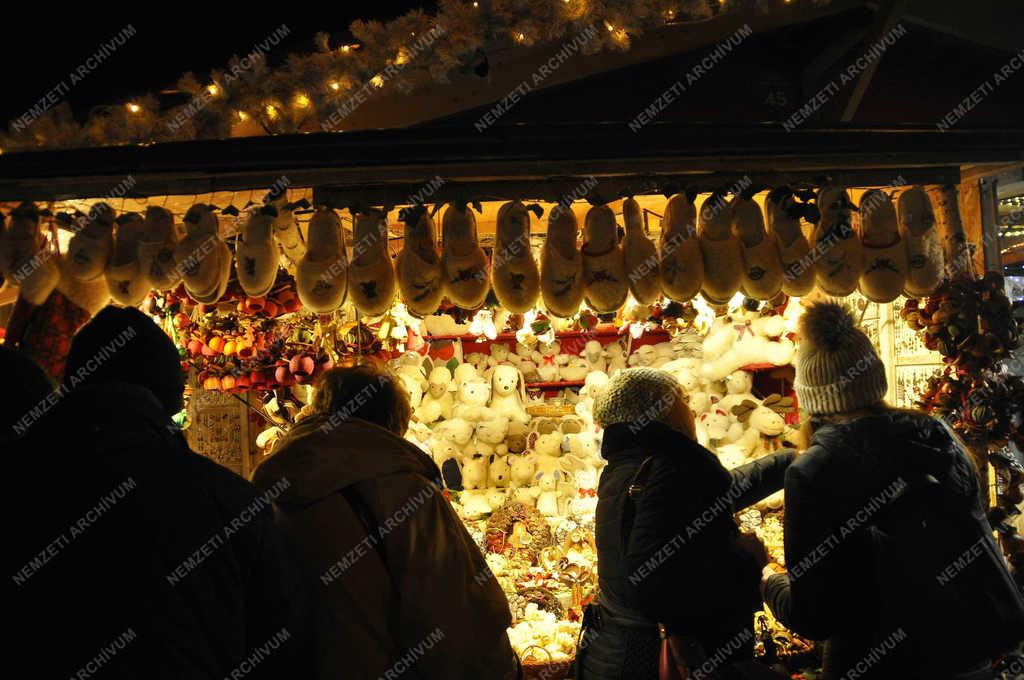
731, 195, 783, 300
235, 205, 280, 298
658, 192, 704, 303
620, 197, 660, 304
812, 184, 863, 297
766, 187, 816, 297
2, 203, 60, 305
396, 205, 444, 317
176, 204, 228, 303
270, 196, 307, 271
582, 204, 628, 312
698, 190, 743, 305
441, 202, 489, 310
348, 208, 397, 316
297, 207, 348, 313
898, 186, 944, 297
859, 189, 907, 303
541, 205, 585, 318
66, 203, 115, 282
492, 200, 540, 313
137, 206, 181, 291
106, 212, 150, 306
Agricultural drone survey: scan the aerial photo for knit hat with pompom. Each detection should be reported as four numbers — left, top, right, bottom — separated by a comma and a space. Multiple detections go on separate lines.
794, 301, 887, 415
592, 367, 682, 427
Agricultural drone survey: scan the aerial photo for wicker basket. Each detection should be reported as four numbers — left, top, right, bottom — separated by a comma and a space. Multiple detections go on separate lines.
519, 645, 575, 680
526, 403, 576, 417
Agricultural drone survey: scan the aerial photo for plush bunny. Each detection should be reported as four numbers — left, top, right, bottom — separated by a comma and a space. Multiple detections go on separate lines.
396, 205, 444, 316
441, 202, 489, 310
488, 365, 530, 424
461, 453, 490, 490
541, 205, 585, 318
621, 197, 661, 304
235, 205, 280, 298
454, 378, 494, 422
659, 192, 704, 302
296, 207, 348, 312
348, 208, 397, 316
581, 204, 629, 312
492, 200, 540, 313
488, 454, 512, 488
535, 467, 569, 517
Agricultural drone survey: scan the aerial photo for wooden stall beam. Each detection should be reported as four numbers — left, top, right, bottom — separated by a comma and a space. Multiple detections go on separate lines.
838, 0, 908, 122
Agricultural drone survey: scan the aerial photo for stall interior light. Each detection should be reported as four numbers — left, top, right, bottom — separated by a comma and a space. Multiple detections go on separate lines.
206, 84, 220, 96
126, 103, 141, 114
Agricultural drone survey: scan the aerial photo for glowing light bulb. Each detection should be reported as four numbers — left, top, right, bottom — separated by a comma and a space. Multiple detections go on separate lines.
605, 22, 615, 32
473, 1, 479, 6
265, 104, 279, 120
329, 81, 341, 91
293, 93, 311, 109
126, 103, 141, 114
206, 84, 220, 96
341, 45, 351, 53
370, 75, 385, 88
236, 110, 248, 121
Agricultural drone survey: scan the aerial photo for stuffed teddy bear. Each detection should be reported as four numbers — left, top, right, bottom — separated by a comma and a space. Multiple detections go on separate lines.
696, 408, 732, 448
488, 343, 512, 367
567, 465, 600, 517
417, 365, 455, 424
719, 370, 755, 413
582, 204, 629, 313
488, 365, 530, 424
348, 208, 397, 316
559, 356, 590, 382
454, 378, 494, 422
700, 312, 795, 382
533, 340, 566, 383
488, 454, 513, 488
436, 417, 475, 452
441, 202, 489, 310
579, 340, 607, 373
506, 421, 530, 455
541, 205, 585, 318
461, 453, 490, 490
510, 485, 541, 507
621, 197, 661, 304
485, 487, 509, 511
464, 352, 489, 374
396, 205, 444, 317
453, 361, 479, 387
492, 201, 541, 313
897, 186, 943, 298
429, 435, 461, 469
509, 453, 537, 486
459, 489, 494, 519
296, 206, 348, 312
475, 414, 510, 455
858, 189, 907, 304
659, 192, 704, 302
603, 339, 629, 375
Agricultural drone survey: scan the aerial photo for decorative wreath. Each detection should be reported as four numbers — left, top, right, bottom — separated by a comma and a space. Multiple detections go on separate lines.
486, 500, 553, 565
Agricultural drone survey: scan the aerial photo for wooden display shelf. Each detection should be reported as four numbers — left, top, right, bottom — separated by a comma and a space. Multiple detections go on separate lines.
525, 379, 586, 389
421, 327, 669, 342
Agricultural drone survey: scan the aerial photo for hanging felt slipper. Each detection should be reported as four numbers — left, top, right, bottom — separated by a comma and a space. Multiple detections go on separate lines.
66, 203, 115, 282
175, 204, 230, 304
898, 186, 944, 297
138, 206, 181, 291
731, 194, 783, 300
698, 190, 743, 305
396, 205, 444, 317
541, 205, 585, 318
235, 205, 280, 298
812, 184, 863, 297
766, 187, 816, 297
105, 212, 150, 307
1, 203, 60, 305
858, 189, 908, 303
492, 200, 541, 313
348, 208, 397, 316
270, 196, 307, 271
582, 204, 628, 313
658, 192, 704, 303
441, 202, 489, 310
297, 207, 348, 313
620, 197, 660, 304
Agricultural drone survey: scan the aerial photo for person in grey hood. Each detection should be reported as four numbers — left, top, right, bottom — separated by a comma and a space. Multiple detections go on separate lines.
763, 301, 1024, 680
253, 363, 520, 680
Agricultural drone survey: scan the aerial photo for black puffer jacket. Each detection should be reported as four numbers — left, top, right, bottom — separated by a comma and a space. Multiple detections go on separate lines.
579, 420, 794, 680
764, 411, 1024, 680
8, 383, 319, 679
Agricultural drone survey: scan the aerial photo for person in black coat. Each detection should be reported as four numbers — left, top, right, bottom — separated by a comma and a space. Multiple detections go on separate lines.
7, 306, 320, 679
762, 302, 1024, 680
578, 367, 795, 680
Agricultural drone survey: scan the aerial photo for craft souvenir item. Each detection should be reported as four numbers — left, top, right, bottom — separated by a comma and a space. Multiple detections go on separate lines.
731, 195, 783, 300
176, 204, 231, 304
441, 202, 489, 309
0, 202, 61, 305
65, 203, 115, 282
812, 184, 863, 296
766, 187, 816, 297
581, 205, 628, 312
348, 208, 397, 316
897, 186, 944, 297
137, 206, 181, 290
658, 192, 704, 303
296, 207, 348, 313
858, 189, 908, 303
270, 195, 306, 268
105, 212, 150, 306
698, 190, 743, 304
489, 364, 531, 424
235, 205, 280, 297
396, 205, 444, 316
620, 197, 660, 304
492, 201, 541, 313
541, 205, 585, 318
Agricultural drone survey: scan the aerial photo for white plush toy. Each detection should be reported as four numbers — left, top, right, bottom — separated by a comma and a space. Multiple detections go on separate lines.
579, 340, 607, 373
697, 408, 732, 447
510, 453, 537, 486
454, 378, 494, 422
488, 343, 512, 367
475, 415, 510, 455
417, 366, 455, 424
436, 417, 475, 452
465, 352, 490, 373
627, 345, 658, 368
461, 453, 490, 490
488, 454, 512, 488
533, 340, 566, 382
535, 467, 570, 517
453, 362, 479, 387
486, 487, 509, 511
559, 356, 590, 382
574, 371, 611, 423
422, 313, 471, 337
700, 312, 795, 382
719, 371, 755, 413
651, 342, 676, 368
603, 339, 629, 375
460, 490, 494, 519
510, 486, 541, 507
567, 466, 600, 517
488, 365, 530, 424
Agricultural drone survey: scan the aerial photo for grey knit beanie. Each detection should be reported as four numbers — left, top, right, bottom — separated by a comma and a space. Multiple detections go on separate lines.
794, 302, 887, 415
592, 367, 682, 427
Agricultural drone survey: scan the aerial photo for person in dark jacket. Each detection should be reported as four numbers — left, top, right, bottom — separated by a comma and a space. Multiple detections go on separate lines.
763, 301, 1024, 680
1, 345, 53, 444
8, 305, 318, 679
578, 367, 795, 680
253, 363, 521, 680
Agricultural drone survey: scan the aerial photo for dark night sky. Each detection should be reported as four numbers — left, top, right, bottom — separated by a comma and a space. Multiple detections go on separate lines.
0, 4, 435, 124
